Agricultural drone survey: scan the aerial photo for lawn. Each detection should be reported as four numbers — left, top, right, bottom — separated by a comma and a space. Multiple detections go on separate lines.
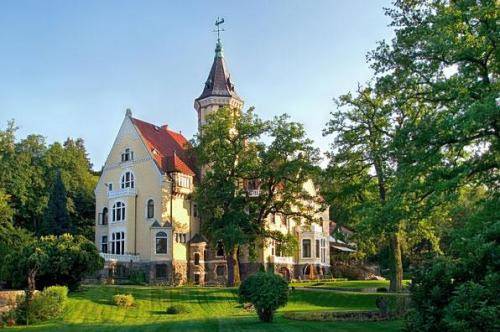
12, 285, 403, 331
291, 279, 411, 292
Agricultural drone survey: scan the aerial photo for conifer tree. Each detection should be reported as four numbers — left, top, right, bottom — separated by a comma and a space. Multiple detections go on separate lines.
41, 170, 71, 235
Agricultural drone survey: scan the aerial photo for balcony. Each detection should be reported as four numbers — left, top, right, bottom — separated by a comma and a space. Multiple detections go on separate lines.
269, 255, 294, 265
107, 188, 137, 199
100, 253, 140, 263
247, 189, 260, 197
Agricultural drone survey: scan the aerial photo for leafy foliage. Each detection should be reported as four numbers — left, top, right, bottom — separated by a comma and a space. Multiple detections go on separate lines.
238, 272, 289, 322
16, 285, 69, 324
0, 121, 98, 238
113, 294, 134, 308
405, 198, 499, 331
4, 234, 104, 291
192, 107, 321, 286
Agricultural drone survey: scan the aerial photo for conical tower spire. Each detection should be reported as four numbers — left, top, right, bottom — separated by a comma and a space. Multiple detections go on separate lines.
194, 18, 244, 132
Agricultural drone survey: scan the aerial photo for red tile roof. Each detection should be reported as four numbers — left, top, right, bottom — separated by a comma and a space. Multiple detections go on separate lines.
131, 117, 196, 176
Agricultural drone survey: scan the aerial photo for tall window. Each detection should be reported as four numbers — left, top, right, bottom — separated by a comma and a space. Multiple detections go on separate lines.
121, 148, 134, 162
302, 239, 311, 258
101, 236, 108, 253
194, 253, 200, 265
216, 241, 224, 257
111, 232, 125, 255
175, 233, 187, 243
316, 239, 320, 258
147, 199, 154, 219
156, 232, 168, 254
101, 207, 108, 225
321, 239, 326, 263
112, 202, 126, 222
121, 171, 134, 189
193, 203, 198, 218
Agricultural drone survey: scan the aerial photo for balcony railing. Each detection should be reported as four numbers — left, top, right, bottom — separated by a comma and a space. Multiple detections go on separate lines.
100, 253, 140, 263
247, 189, 260, 197
269, 255, 294, 265
107, 188, 137, 199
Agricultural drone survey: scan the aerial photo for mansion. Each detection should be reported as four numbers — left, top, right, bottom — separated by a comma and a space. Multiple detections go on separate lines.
94, 37, 337, 285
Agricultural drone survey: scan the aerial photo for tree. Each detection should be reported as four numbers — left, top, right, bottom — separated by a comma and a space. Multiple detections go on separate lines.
0, 122, 97, 238
0, 223, 33, 285
405, 197, 499, 331
193, 107, 320, 286
238, 271, 289, 322
5, 234, 104, 291
369, 0, 498, 214
40, 170, 71, 236
323, 86, 411, 291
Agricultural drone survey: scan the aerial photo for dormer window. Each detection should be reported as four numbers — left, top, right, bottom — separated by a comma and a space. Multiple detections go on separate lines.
121, 148, 134, 162
121, 171, 135, 189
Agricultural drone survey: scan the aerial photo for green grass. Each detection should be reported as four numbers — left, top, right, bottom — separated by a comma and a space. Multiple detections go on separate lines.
291, 280, 411, 292
12, 285, 404, 331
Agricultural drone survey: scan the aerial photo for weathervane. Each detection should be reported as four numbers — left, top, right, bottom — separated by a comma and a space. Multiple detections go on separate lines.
213, 17, 225, 42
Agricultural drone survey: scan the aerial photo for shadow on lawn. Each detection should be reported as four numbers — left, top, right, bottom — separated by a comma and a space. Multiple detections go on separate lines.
18, 315, 403, 332
74, 286, 242, 308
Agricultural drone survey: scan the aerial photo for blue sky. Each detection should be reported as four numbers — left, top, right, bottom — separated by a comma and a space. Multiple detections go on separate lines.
0, 0, 393, 170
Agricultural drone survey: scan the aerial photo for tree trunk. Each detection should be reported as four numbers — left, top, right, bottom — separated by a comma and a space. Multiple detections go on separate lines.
389, 232, 403, 292
27, 268, 37, 300
226, 246, 240, 287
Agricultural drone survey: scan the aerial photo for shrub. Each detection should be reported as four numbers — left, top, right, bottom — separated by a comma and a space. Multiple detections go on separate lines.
166, 304, 190, 314
113, 294, 134, 308
15, 286, 68, 324
376, 287, 388, 292
405, 203, 499, 331
238, 271, 288, 322
128, 270, 146, 285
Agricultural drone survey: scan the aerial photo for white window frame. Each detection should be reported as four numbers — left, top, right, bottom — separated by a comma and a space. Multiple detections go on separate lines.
146, 199, 154, 219
176, 174, 191, 188
121, 148, 134, 162
155, 231, 168, 255
121, 171, 135, 189
101, 235, 108, 253
112, 201, 126, 223
302, 239, 311, 258
111, 231, 125, 255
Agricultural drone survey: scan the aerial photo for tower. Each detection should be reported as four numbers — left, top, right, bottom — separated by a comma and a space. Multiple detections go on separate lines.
194, 19, 244, 132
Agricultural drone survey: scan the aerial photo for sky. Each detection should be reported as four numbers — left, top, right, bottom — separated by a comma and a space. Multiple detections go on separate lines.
0, 0, 393, 170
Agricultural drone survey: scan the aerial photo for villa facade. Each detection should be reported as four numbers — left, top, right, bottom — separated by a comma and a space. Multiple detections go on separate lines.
94, 38, 333, 285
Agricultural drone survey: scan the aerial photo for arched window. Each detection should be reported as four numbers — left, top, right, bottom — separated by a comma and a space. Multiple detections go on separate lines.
155, 231, 168, 254
112, 202, 126, 222
216, 240, 224, 257
121, 171, 134, 189
194, 252, 200, 265
102, 207, 108, 225
147, 199, 154, 219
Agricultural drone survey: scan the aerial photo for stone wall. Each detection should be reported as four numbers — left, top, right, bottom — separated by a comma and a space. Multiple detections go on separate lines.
0, 290, 24, 314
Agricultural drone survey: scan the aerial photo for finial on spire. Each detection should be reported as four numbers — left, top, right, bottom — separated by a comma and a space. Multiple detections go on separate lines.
213, 17, 225, 58
125, 108, 132, 117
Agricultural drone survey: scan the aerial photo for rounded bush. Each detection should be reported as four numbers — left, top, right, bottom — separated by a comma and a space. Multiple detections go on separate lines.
15, 285, 69, 324
113, 294, 134, 308
238, 272, 288, 322
166, 304, 190, 314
